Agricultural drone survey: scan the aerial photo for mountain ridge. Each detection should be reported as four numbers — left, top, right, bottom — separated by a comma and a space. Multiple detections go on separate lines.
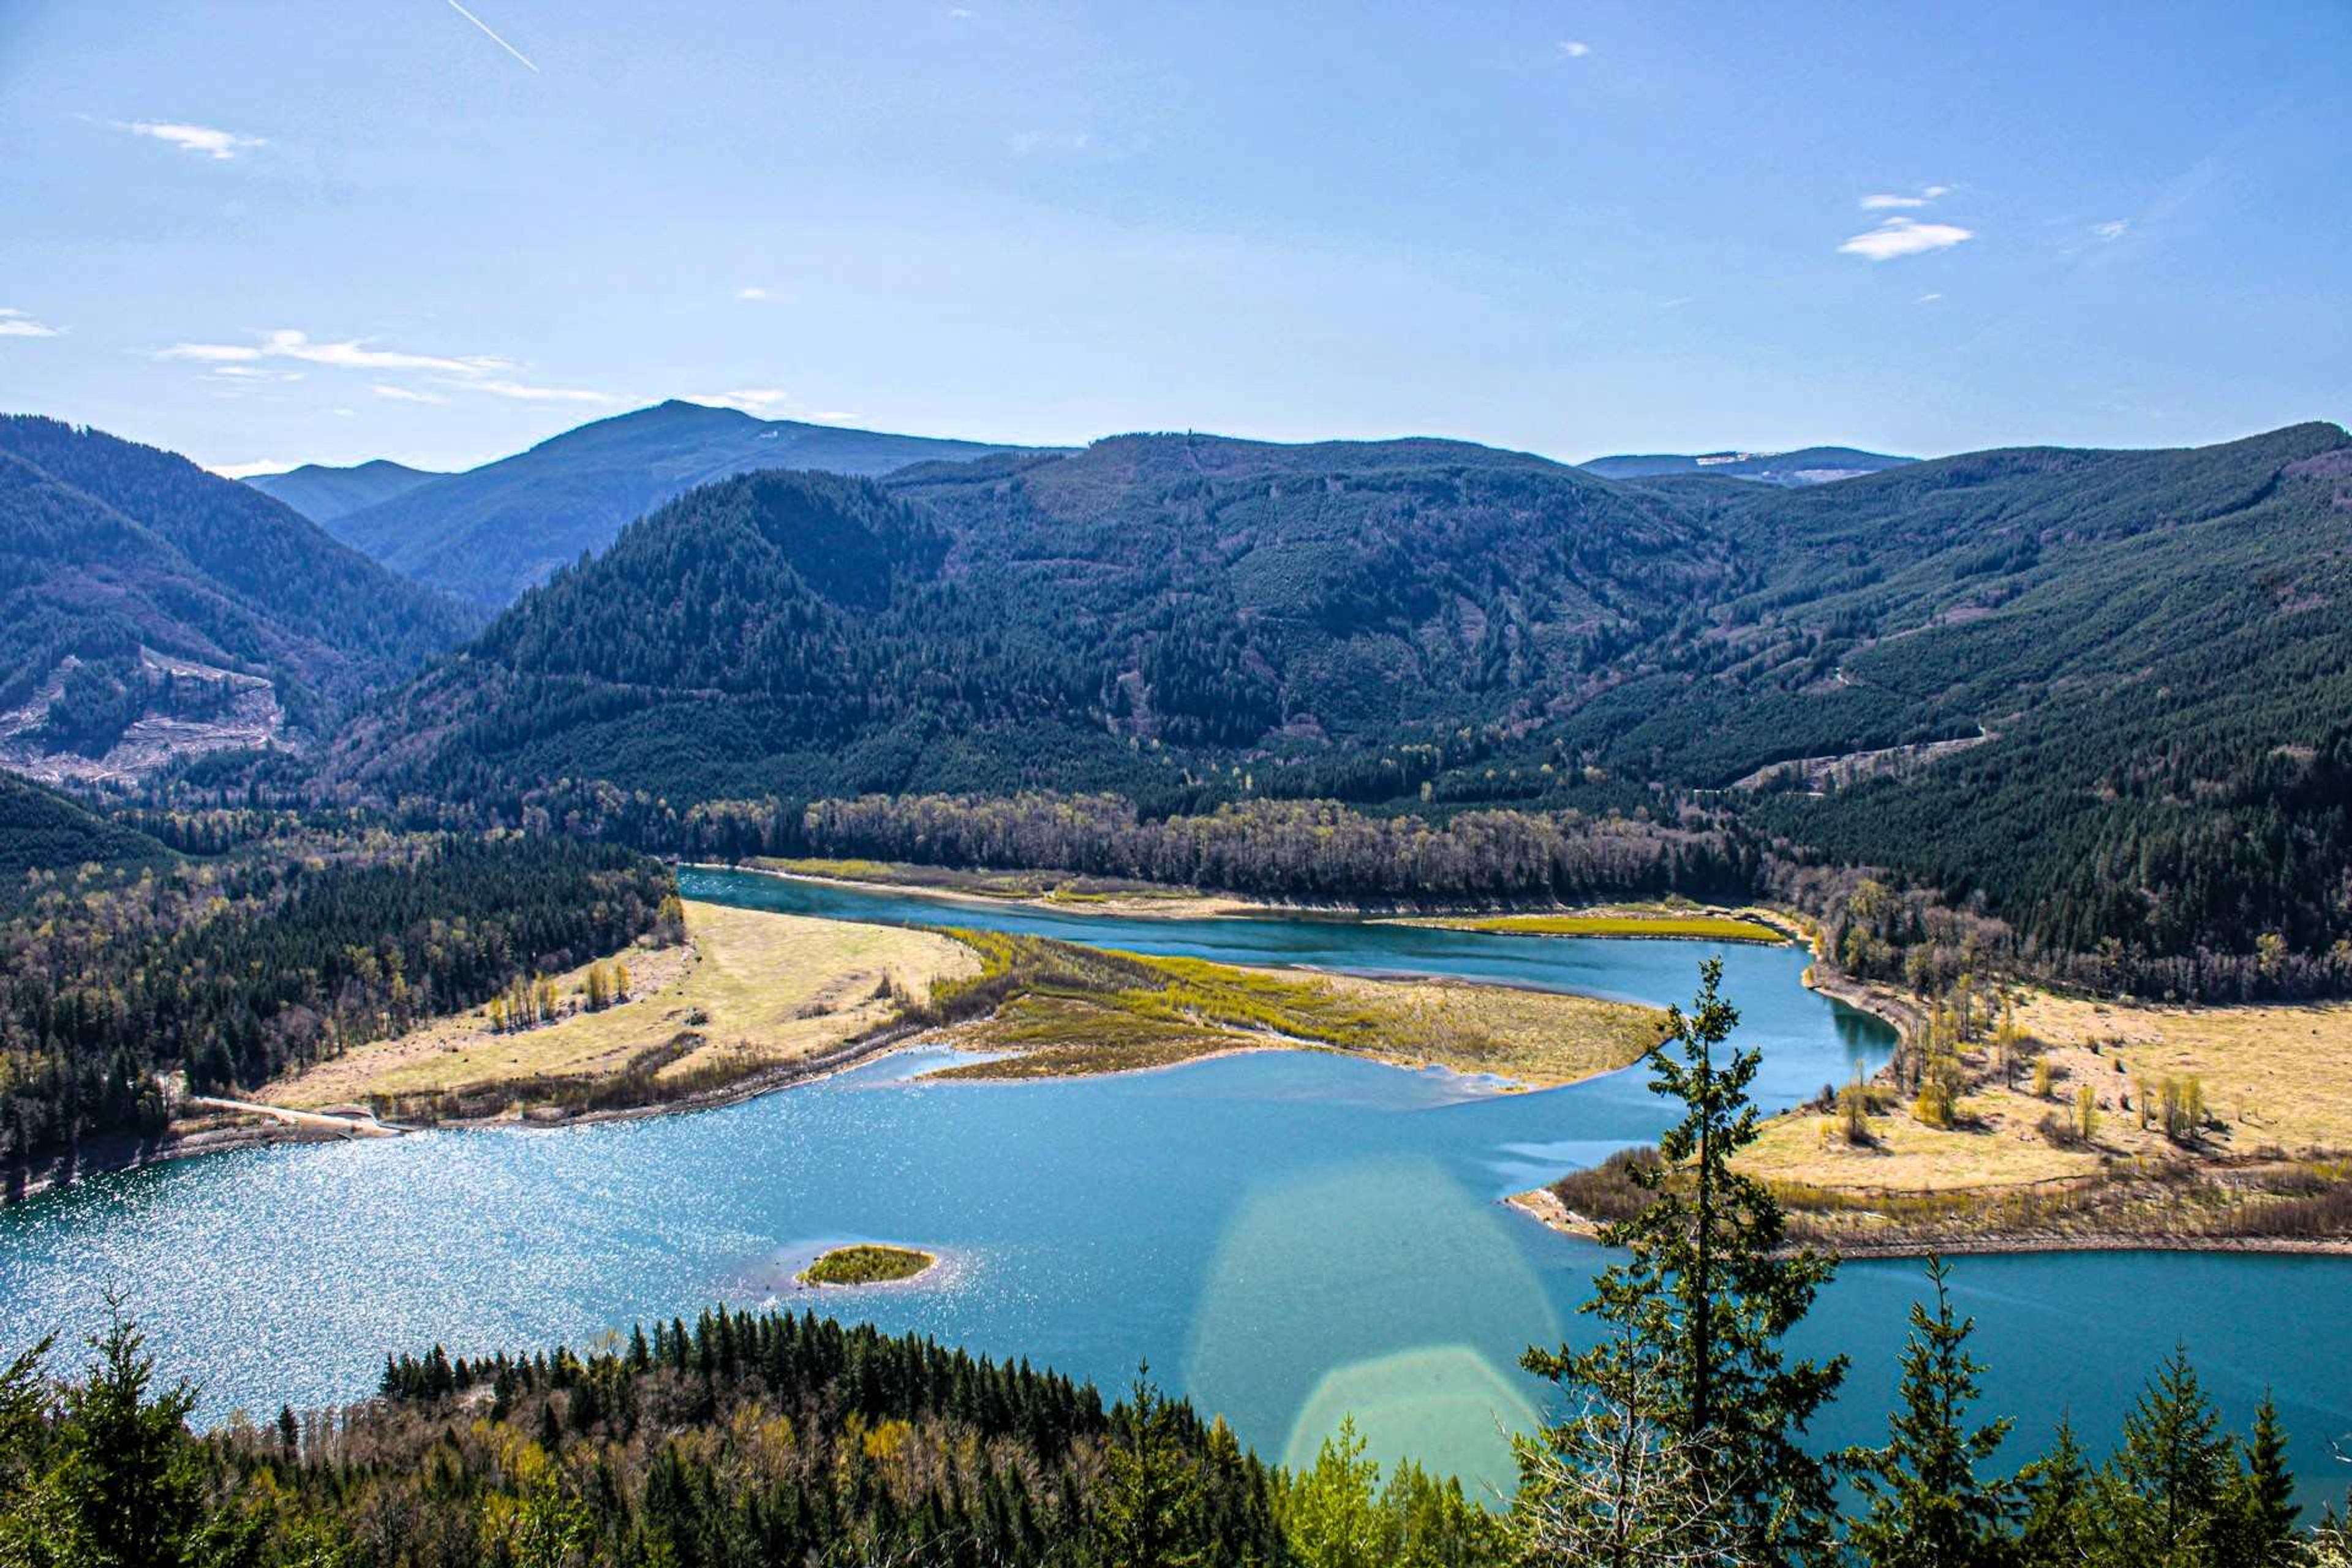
320, 418, 2352, 979
325, 399, 1039, 608
0, 416, 481, 781
244, 458, 447, 523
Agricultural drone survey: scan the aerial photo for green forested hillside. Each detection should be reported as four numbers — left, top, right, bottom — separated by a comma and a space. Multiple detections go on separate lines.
310, 420, 2352, 990
326, 433, 1728, 802
328, 399, 1035, 608
0, 769, 169, 881
0, 418, 480, 775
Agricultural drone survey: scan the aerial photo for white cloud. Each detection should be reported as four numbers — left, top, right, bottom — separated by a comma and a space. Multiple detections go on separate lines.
469, 379, 612, 404
264, 330, 507, 374
123, 121, 264, 160
207, 364, 303, 381
0, 308, 60, 339
1838, 216, 1974, 262
688, 388, 794, 413
157, 326, 605, 404
160, 342, 260, 363
805, 410, 861, 425
1917, 292, 1944, 303
2093, 219, 2130, 241
1860, 184, 1951, 210
1557, 39, 1591, 58
209, 458, 292, 479
161, 330, 509, 375
736, 285, 771, 301
948, 6, 974, 15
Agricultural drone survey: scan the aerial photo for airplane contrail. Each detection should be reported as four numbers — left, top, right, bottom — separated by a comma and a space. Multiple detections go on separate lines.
446, 0, 540, 72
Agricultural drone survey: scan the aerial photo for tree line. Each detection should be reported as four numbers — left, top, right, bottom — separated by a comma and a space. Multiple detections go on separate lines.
0, 831, 674, 1175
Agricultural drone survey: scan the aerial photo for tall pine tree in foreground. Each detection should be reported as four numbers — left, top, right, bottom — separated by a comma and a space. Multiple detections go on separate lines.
1842, 1254, 2016, 1567
2094, 1348, 2237, 1568
1518, 959, 1846, 1566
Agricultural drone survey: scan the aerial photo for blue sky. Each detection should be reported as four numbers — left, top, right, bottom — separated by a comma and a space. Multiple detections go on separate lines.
2, 1, 2345, 475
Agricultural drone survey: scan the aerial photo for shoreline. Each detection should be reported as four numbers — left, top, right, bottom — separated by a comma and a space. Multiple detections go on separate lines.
696, 862, 1844, 947
0, 879, 1950, 1209
693, 861, 1285, 922
5, 1110, 385, 1206
5, 1012, 1569, 1207
1501, 1185, 2352, 1260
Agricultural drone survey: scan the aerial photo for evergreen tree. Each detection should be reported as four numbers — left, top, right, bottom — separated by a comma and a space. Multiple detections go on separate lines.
2220, 1392, 2300, 1567
2015, 1416, 2094, 1566
1842, 1256, 2016, 1567
43, 1307, 202, 1568
1520, 959, 1846, 1565
1279, 1417, 1384, 1568
1091, 1365, 1215, 1568
2095, 1349, 2236, 1567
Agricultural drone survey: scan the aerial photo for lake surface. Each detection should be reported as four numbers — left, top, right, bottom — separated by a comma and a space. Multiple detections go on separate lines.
3, 868, 2347, 1504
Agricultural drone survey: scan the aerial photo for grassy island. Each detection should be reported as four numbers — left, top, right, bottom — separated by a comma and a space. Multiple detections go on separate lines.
798, 1244, 938, 1286
1427, 911, 1786, 944
920, 931, 1668, 1087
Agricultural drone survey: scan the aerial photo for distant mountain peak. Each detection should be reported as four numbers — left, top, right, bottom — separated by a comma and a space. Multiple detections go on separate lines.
320, 404, 1039, 608
244, 457, 447, 524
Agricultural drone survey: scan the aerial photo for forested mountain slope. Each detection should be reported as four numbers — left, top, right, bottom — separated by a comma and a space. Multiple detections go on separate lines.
328, 399, 1036, 608
0, 419, 480, 781
1728, 426, 2352, 979
326, 434, 1729, 802
244, 458, 444, 522
0, 767, 168, 880
323, 420, 2352, 985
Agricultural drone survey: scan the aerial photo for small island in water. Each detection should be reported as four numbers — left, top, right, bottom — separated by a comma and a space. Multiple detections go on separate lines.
797, 1243, 940, 1287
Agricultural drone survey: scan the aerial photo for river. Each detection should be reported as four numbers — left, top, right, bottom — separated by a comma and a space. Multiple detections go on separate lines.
1, 868, 2345, 1504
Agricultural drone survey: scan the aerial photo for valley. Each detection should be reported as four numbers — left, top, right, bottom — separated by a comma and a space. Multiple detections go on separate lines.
6, 403, 2352, 1551
12, 10, 2350, 1558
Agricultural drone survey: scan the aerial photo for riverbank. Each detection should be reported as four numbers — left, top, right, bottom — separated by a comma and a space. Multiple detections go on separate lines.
1509, 982, 2352, 1258
4, 1091, 410, 1205
1510, 1159, 2352, 1260
1408, 909, 1785, 944
728, 858, 1277, 921
255, 894, 1673, 1129
266, 900, 980, 1125
720, 861, 1831, 952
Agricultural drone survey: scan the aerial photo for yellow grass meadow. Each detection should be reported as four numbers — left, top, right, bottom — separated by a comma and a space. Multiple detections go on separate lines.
269, 900, 978, 1114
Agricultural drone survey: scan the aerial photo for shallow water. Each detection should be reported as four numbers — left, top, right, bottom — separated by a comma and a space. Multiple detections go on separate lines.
2, 870, 2345, 1504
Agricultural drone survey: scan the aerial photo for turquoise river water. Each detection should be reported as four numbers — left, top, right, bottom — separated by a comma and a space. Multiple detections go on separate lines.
2, 867, 2346, 1502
